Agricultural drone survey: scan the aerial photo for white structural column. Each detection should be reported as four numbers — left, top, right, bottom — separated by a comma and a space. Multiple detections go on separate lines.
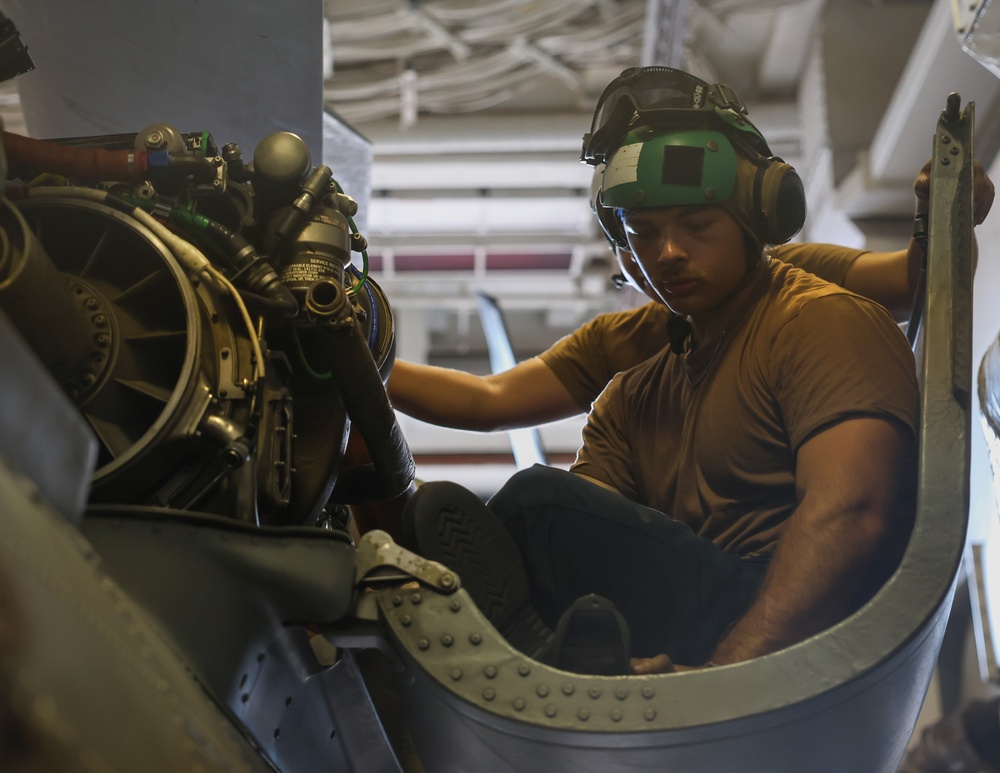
642, 0, 688, 67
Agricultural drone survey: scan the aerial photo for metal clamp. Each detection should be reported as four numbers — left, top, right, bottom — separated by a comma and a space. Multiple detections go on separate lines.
354, 529, 460, 593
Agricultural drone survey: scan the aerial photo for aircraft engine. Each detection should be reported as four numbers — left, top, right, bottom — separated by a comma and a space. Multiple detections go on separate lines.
0, 124, 412, 526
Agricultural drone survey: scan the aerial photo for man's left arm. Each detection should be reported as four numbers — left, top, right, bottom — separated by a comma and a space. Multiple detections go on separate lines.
708, 415, 914, 664
779, 160, 993, 322
775, 242, 916, 322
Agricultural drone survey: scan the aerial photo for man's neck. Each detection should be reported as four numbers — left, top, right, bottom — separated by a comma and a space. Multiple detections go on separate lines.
689, 258, 767, 345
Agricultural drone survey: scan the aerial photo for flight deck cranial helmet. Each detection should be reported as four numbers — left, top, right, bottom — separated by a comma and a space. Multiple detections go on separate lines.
581, 66, 806, 252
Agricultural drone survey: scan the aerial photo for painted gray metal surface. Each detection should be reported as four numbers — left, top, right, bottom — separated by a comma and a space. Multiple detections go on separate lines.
0, 457, 274, 772
80, 507, 392, 772
0, 302, 96, 524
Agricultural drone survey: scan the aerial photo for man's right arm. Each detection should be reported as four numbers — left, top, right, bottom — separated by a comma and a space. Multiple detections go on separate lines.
387, 358, 580, 432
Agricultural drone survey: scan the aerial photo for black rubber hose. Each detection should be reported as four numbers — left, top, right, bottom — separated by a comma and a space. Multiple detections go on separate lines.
305, 279, 414, 503
200, 219, 298, 319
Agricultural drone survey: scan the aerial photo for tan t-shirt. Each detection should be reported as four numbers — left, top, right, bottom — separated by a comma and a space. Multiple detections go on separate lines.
539, 243, 868, 410
571, 260, 918, 559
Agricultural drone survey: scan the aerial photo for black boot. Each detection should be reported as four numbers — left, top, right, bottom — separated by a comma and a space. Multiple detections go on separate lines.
547, 593, 632, 676
402, 481, 553, 660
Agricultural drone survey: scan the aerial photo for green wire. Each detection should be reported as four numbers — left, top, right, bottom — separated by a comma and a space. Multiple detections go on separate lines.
109, 192, 231, 270
347, 213, 370, 296
123, 173, 369, 296
331, 177, 370, 296
291, 326, 332, 381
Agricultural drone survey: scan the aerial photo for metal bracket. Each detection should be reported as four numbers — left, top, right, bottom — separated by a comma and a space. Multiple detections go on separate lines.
926, 92, 975, 405
354, 529, 460, 593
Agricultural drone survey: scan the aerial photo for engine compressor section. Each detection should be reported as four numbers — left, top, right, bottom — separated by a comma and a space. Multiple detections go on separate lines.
0, 123, 413, 526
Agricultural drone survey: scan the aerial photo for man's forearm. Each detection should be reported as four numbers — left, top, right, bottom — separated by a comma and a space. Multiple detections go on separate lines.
387, 358, 581, 432
709, 499, 892, 664
387, 360, 507, 430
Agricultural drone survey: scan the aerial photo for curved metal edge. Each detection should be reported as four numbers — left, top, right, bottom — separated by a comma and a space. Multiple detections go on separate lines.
375, 568, 951, 741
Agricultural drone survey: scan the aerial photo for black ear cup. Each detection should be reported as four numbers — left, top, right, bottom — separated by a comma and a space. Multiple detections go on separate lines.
752, 157, 806, 245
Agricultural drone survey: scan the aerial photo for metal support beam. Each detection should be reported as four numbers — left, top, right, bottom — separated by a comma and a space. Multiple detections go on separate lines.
476, 293, 547, 470
642, 0, 688, 67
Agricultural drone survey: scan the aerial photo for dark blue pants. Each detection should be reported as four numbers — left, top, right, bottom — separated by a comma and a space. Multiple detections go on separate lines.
487, 465, 769, 664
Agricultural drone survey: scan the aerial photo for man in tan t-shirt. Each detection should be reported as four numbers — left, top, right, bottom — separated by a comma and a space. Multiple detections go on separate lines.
388, 242, 917, 432
403, 66, 937, 674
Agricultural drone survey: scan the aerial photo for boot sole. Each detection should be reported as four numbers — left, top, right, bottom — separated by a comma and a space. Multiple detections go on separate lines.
403, 481, 552, 658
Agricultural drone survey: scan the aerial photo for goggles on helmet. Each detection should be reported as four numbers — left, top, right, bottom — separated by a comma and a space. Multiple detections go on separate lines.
581, 66, 763, 166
